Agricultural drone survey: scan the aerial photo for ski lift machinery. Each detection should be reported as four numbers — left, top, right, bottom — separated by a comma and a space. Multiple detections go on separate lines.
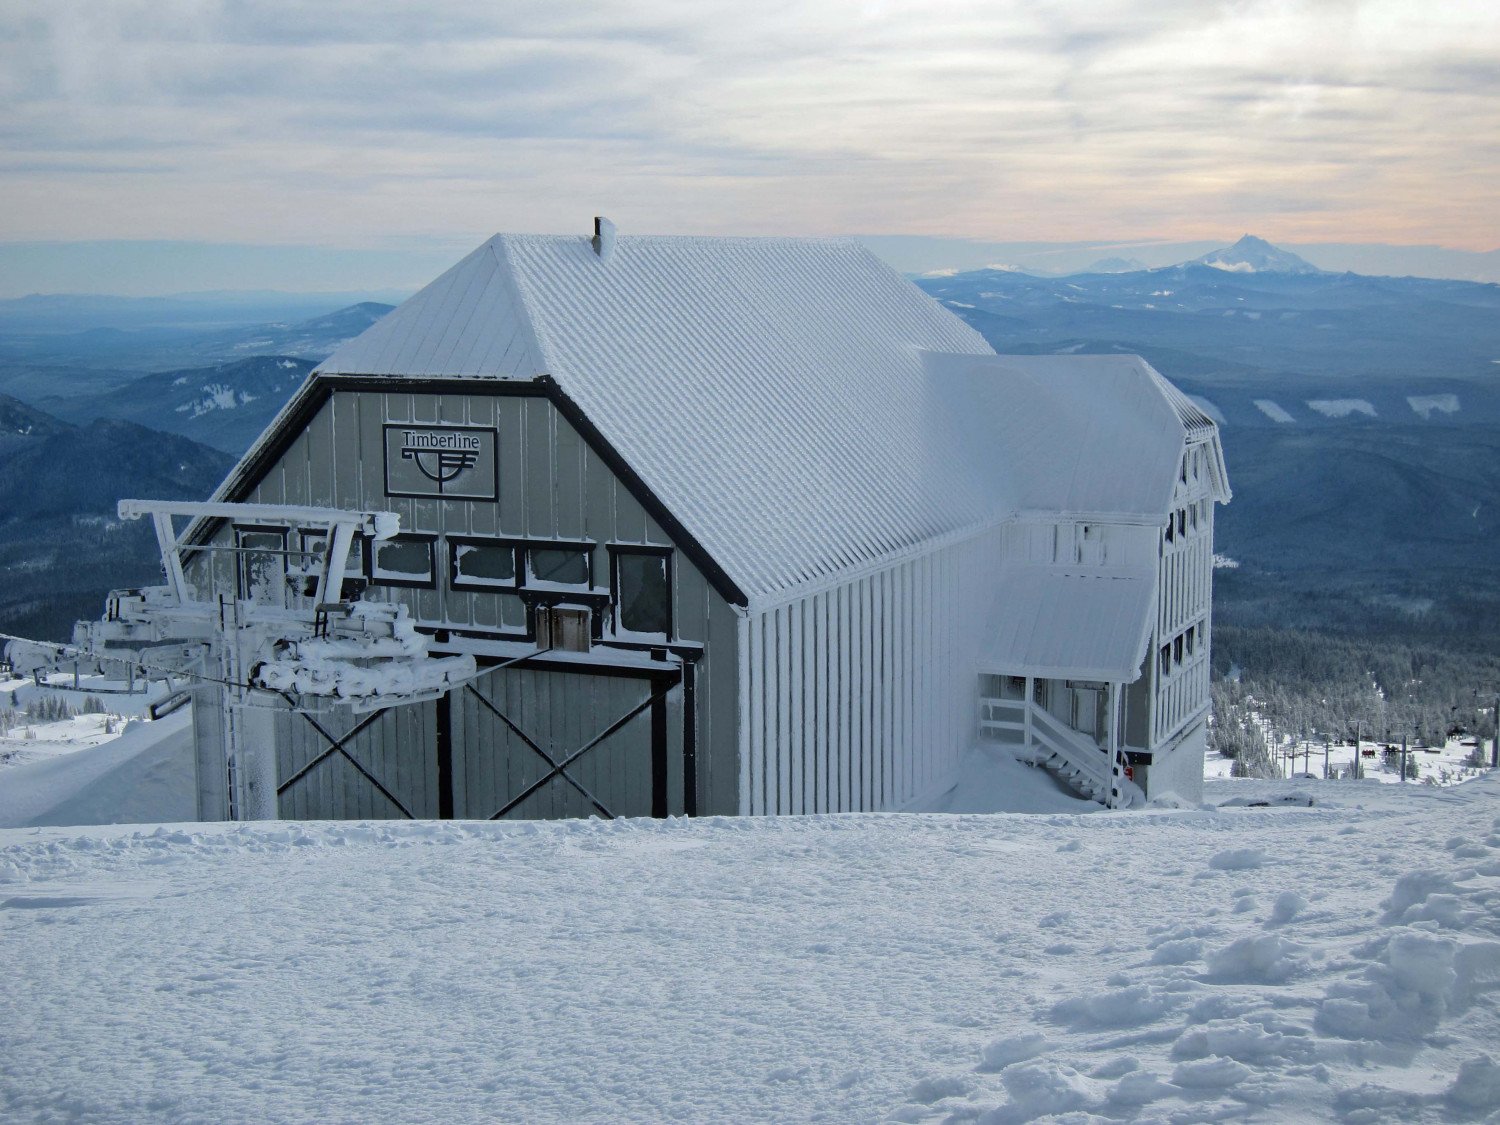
74, 499, 476, 819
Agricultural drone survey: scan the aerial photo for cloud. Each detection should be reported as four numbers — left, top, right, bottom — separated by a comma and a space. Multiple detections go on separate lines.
0, 0, 1495, 248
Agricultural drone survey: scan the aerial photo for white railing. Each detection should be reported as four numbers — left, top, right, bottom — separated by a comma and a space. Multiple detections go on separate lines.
980, 695, 1119, 804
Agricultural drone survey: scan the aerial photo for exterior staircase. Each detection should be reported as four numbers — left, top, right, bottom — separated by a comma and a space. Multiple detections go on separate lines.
980, 694, 1145, 808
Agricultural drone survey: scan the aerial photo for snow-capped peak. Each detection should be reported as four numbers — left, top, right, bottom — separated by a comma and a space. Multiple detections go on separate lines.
1189, 235, 1321, 275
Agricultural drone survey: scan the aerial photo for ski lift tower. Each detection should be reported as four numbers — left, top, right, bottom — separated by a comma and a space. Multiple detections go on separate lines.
74, 499, 476, 820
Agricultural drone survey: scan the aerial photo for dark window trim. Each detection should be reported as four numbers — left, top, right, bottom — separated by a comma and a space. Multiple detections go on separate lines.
525, 539, 596, 589
609, 544, 674, 639
418, 623, 703, 662
234, 524, 290, 546
185, 374, 749, 609
366, 532, 439, 589
297, 527, 367, 572
448, 536, 526, 593
233, 525, 289, 600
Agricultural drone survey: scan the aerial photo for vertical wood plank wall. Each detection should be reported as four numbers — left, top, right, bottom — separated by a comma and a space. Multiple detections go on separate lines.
1152, 443, 1216, 747
740, 529, 1001, 815
197, 386, 743, 818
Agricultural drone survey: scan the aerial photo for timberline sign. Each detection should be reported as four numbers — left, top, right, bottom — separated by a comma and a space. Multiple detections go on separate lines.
383, 424, 499, 500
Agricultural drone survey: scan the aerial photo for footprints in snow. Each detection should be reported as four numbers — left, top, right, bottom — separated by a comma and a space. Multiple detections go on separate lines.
890, 814, 1500, 1123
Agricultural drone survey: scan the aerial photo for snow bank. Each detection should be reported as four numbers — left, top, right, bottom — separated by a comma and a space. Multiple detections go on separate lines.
914, 743, 1101, 814
0, 712, 193, 828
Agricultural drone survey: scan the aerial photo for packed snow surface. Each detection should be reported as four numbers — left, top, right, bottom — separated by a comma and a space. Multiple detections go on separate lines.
4, 770, 1500, 1123
1306, 399, 1377, 419
0, 711, 193, 828
1408, 393, 1460, 420
1252, 399, 1295, 423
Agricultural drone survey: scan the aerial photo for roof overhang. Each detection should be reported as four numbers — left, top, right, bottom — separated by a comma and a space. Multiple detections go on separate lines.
980, 565, 1157, 685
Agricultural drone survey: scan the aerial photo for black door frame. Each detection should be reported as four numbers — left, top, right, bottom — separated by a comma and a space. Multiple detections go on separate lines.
436, 655, 694, 820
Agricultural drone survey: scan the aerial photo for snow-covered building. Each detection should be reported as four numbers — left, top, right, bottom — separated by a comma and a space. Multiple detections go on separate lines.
181, 221, 1229, 821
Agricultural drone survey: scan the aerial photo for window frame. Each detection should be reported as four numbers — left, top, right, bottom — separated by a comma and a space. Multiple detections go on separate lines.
447, 536, 525, 593
365, 532, 440, 589
524, 540, 595, 590
608, 545, 674, 639
233, 525, 289, 602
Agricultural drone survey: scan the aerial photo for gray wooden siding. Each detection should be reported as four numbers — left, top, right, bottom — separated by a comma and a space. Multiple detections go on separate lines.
198, 386, 740, 819
740, 528, 1002, 814
454, 665, 674, 820
276, 698, 441, 820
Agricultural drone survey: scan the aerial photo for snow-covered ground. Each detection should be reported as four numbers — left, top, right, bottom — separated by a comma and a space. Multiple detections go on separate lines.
3, 719, 1500, 1121
1206, 736, 1488, 788
0, 670, 166, 771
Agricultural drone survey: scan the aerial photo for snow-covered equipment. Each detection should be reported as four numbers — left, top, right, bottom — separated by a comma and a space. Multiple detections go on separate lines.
68, 499, 476, 818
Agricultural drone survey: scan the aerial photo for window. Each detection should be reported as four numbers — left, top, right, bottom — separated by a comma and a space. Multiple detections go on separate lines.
450, 539, 519, 590
1185, 625, 1197, 656
528, 546, 590, 587
1173, 635, 1184, 664
1077, 523, 1104, 565
369, 535, 436, 587
236, 527, 287, 604
1159, 644, 1171, 677
612, 548, 672, 637
295, 529, 367, 599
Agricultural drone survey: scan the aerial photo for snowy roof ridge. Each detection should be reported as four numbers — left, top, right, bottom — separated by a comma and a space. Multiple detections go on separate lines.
920, 352, 1209, 519
317, 236, 547, 380
233, 232, 1227, 606
487, 233, 999, 601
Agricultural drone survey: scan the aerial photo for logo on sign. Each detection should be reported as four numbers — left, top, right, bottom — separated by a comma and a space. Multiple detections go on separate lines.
383, 424, 498, 500
401, 430, 481, 483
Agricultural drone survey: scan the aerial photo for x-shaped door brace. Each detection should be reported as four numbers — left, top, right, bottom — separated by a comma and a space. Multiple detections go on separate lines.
466, 677, 678, 821
275, 701, 415, 819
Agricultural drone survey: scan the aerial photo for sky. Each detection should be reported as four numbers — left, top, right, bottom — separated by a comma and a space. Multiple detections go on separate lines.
1, 1, 1497, 293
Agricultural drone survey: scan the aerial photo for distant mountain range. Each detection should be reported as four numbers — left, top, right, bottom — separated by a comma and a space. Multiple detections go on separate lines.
919, 245, 1500, 383
865, 234, 1500, 282
33, 355, 316, 454
0, 395, 234, 640
918, 236, 1500, 636
0, 300, 393, 372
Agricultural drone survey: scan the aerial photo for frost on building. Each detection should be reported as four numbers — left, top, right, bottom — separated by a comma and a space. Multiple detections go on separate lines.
160, 221, 1230, 820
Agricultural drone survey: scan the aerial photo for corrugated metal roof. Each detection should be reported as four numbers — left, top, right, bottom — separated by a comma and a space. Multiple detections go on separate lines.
920, 352, 1202, 518
308, 232, 1226, 606
321, 233, 998, 603
980, 566, 1158, 682
320, 241, 547, 380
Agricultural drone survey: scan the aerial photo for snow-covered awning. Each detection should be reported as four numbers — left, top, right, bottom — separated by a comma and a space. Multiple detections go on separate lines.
980, 566, 1157, 684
